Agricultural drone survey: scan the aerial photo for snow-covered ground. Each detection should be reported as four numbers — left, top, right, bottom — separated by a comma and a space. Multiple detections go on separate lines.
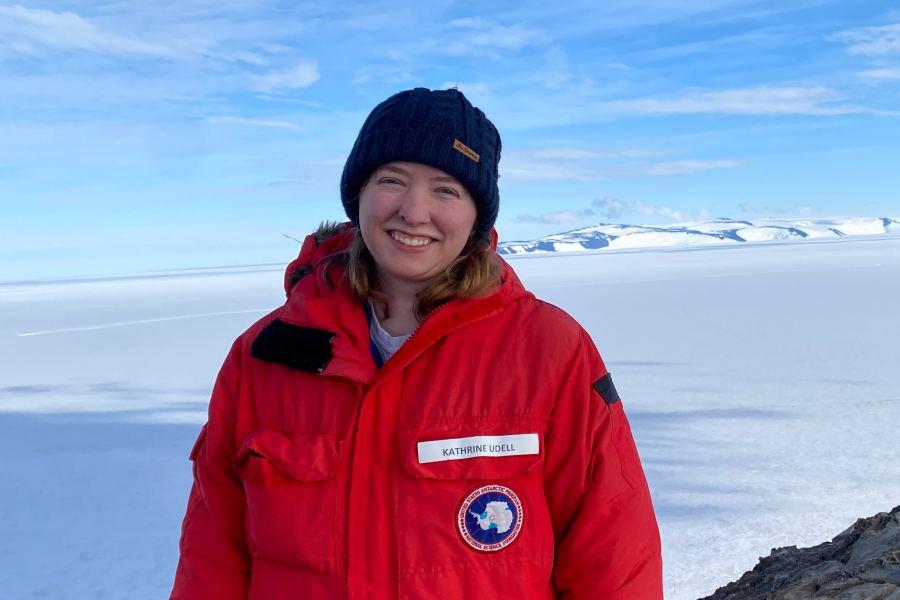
498, 216, 900, 254
2, 234, 899, 599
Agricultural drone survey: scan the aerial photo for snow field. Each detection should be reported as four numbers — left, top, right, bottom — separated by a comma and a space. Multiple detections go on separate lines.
2, 235, 899, 599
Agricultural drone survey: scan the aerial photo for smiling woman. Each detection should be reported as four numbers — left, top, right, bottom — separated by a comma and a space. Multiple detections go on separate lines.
169, 88, 663, 600
342, 161, 498, 336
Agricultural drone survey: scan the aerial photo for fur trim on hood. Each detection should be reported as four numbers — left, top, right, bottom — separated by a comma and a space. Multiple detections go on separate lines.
285, 221, 354, 295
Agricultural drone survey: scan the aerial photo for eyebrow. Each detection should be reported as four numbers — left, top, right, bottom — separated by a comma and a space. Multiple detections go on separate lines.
377, 165, 462, 185
432, 176, 461, 184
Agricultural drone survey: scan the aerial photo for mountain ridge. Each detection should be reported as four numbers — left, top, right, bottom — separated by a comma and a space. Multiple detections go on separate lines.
497, 217, 900, 255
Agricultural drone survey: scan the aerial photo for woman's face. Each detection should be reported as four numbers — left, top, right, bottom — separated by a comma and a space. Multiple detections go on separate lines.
359, 161, 478, 291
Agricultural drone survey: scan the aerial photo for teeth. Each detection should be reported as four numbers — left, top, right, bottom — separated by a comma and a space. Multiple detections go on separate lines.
391, 231, 432, 247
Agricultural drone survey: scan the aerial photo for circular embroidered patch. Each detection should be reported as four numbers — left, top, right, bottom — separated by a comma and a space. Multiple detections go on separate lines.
457, 484, 523, 552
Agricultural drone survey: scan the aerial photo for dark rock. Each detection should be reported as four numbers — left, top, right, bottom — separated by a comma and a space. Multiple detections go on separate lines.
699, 506, 900, 600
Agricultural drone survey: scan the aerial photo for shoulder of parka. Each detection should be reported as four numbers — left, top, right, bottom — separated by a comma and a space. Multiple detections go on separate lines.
505, 294, 594, 360
229, 307, 287, 367
227, 221, 356, 369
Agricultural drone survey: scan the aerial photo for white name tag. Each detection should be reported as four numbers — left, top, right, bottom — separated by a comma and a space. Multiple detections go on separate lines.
417, 433, 540, 464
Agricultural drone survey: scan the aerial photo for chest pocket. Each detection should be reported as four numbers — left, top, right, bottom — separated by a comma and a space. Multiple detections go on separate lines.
396, 419, 554, 598
234, 429, 341, 576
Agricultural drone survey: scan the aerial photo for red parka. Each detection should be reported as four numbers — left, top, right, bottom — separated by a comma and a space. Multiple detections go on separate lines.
170, 227, 663, 600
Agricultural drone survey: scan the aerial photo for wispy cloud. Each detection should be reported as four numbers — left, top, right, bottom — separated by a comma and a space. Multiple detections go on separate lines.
831, 23, 900, 83
248, 61, 321, 93
501, 146, 741, 181
0, 4, 173, 57
448, 18, 486, 28
208, 116, 300, 130
514, 209, 595, 225
5, 0, 900, 280
859, 67, 900, 80
602, 86, 886, 116
614, 160, 744, 177
514, 196, 698, 226
593, 196, 687, 221
445, 19, 545, 57
739, 203, 785, 215
832, 23, 900, 56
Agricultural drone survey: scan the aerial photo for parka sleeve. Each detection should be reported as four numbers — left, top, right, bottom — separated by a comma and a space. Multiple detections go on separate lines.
543, 329, 663, 600
170, 341, 251, 599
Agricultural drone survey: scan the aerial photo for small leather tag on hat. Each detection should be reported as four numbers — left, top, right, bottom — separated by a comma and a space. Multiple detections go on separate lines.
453, 139, 480, 162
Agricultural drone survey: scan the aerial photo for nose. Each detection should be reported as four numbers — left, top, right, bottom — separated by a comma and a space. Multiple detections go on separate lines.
397, 183, 431, 227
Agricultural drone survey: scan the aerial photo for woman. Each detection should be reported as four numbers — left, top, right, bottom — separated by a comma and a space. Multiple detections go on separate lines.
170, 88, 663, 600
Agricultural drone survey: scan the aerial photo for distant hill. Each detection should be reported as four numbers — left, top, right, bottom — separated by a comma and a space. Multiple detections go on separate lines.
497, 217, 900, 255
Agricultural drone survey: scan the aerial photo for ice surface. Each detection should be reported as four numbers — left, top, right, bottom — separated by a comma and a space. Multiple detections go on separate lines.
498, 216, 900, 254
2, 236, 899, 599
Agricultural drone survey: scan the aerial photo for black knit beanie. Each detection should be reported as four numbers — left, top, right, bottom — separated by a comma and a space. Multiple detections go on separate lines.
340, 88, 502, 241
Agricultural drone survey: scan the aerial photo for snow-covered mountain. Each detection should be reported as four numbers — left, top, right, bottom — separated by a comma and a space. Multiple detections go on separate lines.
497, 217, 900, 255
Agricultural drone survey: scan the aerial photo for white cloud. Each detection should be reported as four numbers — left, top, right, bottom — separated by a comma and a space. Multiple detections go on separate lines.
472, 24, 541, 50
832, 23, 900, 56
602, 86, 883, 116
249, 61, 320, 93
258, 43, 293, 55
448, 17, 486, 28
344, 8, 414, 31
618, 160, 744, 177
351, 72, 373, 85
739, 203, 784, 215
501, 146, 741, 182
592, 196, 686, 221
254, 97, 326, 108
797, 205, 816, 214
510, 147, 668, 161
501, 146, 668, 181
444, 20, 544, 56
0, 4, 173, 57
208, 117, 300, 130
859, 67, 900, 80
234, 51, 269, 66
514, 209, 595, 225
657, 207, 685, 220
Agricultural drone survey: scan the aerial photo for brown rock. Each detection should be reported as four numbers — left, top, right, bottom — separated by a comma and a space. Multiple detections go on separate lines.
699, 506, 900, 600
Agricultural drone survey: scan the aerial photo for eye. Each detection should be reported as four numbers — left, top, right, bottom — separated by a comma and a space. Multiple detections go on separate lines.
380, 177, 402, 185
438, 187, 459, 197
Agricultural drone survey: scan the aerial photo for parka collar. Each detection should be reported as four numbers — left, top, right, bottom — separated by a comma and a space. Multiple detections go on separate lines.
273, 223, 532, 387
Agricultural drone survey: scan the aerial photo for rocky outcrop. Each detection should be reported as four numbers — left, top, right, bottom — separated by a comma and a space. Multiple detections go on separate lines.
700, 506, 900, 600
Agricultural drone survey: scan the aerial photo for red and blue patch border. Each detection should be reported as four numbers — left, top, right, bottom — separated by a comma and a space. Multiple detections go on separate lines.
457, 484, 524, 552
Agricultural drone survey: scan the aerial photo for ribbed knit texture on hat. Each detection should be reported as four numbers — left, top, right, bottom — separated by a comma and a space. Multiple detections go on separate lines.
340, 88, 501, 241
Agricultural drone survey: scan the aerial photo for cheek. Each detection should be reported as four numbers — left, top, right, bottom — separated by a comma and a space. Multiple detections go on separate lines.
358, 192, 391, 231
449, 205, 478, 239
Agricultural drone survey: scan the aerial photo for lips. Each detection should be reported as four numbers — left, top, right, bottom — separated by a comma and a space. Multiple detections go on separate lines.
390, 230, 434, 247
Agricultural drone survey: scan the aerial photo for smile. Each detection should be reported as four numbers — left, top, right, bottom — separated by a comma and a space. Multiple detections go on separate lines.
390, 231, 433, 247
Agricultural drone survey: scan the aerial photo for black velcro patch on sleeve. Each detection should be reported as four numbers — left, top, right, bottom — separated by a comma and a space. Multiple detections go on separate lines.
250, 318, 336, 374
592, 373, 620, 405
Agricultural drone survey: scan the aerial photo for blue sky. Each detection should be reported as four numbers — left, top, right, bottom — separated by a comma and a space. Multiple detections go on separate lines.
1, 0, 899, 280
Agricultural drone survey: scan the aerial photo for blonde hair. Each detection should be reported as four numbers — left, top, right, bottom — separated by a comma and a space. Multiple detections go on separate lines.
325, 226, 500, 320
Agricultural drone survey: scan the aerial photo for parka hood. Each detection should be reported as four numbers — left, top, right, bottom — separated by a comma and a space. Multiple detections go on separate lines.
283, 221, 354, 297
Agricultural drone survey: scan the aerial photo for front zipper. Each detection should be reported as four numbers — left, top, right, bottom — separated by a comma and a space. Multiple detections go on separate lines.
385, 300, 460, 599
406, 298, 464, 341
